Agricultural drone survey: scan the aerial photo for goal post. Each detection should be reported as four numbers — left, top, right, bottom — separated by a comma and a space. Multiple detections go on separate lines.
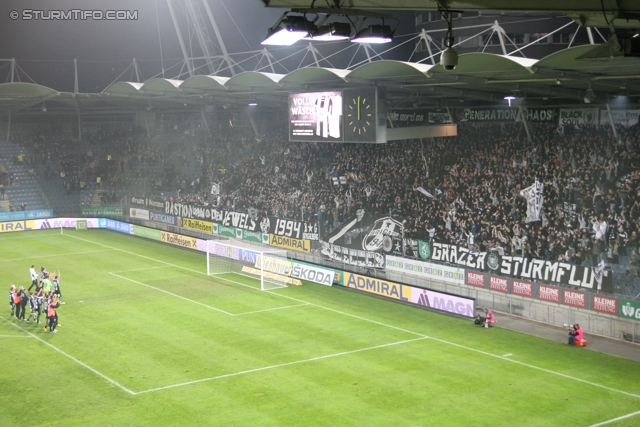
206, 238, 290, 291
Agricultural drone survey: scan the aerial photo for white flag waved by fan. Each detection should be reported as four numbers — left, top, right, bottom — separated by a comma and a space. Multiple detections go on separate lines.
416, 187, 435, 198
520, 178, 544, 222
594, 260, 606, 288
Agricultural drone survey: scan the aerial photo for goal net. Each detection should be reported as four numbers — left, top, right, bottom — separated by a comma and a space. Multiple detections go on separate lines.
206, 238, 290, 291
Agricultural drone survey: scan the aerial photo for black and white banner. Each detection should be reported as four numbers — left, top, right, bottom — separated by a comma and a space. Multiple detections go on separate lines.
260, 216, 319, 241
211, 183, 222, 195
130, 196, 165, 211
430, 242, 611, 291
332, 176, 347, 186
320, 211, 404, 268
320, 241, 385, 268
559, 108, 599, 128
165, 201, 259, 231
520, 179, 543, 223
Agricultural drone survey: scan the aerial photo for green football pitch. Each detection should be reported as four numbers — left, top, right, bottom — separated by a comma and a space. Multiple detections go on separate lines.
1, 229, 639, 427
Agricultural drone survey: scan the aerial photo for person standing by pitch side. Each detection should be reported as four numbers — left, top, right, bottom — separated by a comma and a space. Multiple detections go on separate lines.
9, 285, 16, 317
28, 265, 38, 291
15, 286, 28, 322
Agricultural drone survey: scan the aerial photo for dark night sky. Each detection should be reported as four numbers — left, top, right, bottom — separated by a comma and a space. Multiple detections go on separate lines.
0, 0, 413, 93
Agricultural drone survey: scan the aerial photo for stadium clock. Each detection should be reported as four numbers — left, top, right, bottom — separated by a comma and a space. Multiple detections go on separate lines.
347, 95, 374, 135
343, 88, 377, 142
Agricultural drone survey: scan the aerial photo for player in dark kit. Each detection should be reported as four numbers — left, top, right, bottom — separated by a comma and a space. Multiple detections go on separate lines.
27, 290, 43, 324
52, 271, 63, 303
16, 286, 28, 322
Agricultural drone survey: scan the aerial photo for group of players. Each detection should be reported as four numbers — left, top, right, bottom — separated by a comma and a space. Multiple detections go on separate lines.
9, 265, 63, 334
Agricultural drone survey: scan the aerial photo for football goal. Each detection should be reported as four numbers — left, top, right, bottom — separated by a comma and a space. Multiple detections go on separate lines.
206, 238, 290, 291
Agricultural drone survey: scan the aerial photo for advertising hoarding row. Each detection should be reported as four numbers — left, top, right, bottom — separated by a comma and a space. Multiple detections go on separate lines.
3, 216, 633, 320
340, 272, 475, 318
0, 209, 53, 222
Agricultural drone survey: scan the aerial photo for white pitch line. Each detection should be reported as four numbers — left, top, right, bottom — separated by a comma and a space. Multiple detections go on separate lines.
111, 266, 172, 274
0, 334, 33, 338
587, 410, 640, 427
502, 353, 512, 357
109, 271, 308, 317
427, 336, 640, 400
218, 276, 429, 338
0, 315, 135, 395
0, 249, 115, 262
109, 272, 235, 316
135, 336, 430, 395
231, 303, 310, 316
63, 233, 640, 400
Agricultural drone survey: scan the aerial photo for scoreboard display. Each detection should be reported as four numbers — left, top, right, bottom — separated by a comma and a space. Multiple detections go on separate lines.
289, 88, 379, 143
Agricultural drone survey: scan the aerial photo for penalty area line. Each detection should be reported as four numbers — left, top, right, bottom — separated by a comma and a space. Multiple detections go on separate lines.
231, 303, 310, 316
109, 272, 235, 316
135, 336, 430, 395
0, 315, 135, 395
588, 410, 640, 427
0, 249, 115, 262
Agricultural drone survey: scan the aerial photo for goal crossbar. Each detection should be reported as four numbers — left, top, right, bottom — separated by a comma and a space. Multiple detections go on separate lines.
206, 238, 289, 291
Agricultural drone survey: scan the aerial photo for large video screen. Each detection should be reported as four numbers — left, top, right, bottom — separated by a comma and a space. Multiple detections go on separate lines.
289, 91, 343, 142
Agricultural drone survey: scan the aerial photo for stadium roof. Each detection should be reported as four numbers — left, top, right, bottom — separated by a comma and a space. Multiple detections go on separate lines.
258, 0, 640, 29
1, 46, 639, 116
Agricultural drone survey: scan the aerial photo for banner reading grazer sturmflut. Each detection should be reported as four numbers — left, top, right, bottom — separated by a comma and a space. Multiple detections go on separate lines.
429, 242, 612, 292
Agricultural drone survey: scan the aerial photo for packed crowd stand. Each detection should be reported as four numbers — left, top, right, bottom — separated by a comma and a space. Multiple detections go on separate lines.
161, 120, 640, 278
6, 117, 640, 280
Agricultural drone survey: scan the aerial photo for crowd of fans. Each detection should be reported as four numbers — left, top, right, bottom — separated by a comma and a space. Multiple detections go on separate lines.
163, 118, 640, 273
5, 114, 640, 276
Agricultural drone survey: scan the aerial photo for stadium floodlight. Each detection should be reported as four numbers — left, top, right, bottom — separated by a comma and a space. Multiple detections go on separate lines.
306, 22, 351, 41
504, 95, 516, 106
584, 84, 596, 104
351, 24, 393, 44
262, 14, 315, 46
248, 102, 257, 106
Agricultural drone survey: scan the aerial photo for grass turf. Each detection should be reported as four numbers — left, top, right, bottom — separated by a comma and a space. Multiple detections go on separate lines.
1, 228, 639, 427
